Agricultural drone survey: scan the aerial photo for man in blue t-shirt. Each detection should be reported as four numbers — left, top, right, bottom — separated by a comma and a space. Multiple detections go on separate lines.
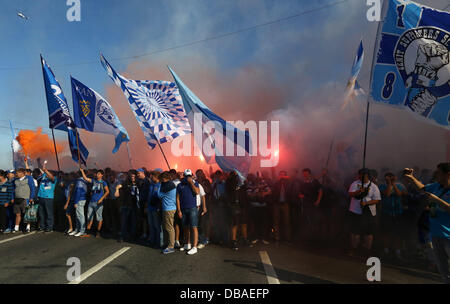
81, 168, 109, 238
404, 162, 450, 284
158, 171, 177, 254
176, 169, 200, 255
36, 163, 58, 233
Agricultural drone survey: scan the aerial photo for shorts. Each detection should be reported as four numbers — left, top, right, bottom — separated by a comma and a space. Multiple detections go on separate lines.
182, 207, 199, 228
13, 198, 26, 214
349, 209, 376, 236
87, 201, 104, 222
230, 203, 248, 226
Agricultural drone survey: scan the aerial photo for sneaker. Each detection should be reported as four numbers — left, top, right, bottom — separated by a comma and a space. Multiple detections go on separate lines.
4, 229, 12, 234
66, 229, 74, 235
180, 243, 191, 251
162, 247, 175, 254
74, 232, 88, 237
197, 243, 205, 249
174, 240, 181, 249
232, 240, 239, 251
187, 247, 198, 255
69, 230, 78, 236
251, 239, 259, 245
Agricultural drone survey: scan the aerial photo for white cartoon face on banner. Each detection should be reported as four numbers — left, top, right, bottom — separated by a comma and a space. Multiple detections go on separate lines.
394, 27, 450, 116
96, 99, 117, 129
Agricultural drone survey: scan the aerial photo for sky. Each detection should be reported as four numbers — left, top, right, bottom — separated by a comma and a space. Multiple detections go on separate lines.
0, 0, 448, 176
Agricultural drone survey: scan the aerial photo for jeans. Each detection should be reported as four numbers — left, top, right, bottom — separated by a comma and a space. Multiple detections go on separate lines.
38, 198, 54, 231
87, 201, 104, 222
273, 202, 291, 242
75, 200, 86, 234
212, 201, 230, 245
120, 206, 137, 239
148, 210, 162, 247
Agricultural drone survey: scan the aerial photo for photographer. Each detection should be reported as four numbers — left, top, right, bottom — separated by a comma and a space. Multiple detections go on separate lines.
348, 168, 381, 257
403, 163, 450, 284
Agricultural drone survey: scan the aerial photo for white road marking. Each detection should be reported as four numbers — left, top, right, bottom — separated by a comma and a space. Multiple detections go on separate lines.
68, 247, 130, 284
0, 231, 36, 244
259, 251, 280, 284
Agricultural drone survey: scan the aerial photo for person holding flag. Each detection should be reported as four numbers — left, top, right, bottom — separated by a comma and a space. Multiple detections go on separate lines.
71, 77, 130, 154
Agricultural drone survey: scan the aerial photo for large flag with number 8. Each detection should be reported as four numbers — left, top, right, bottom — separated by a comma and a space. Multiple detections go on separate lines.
371, 0, 450, 130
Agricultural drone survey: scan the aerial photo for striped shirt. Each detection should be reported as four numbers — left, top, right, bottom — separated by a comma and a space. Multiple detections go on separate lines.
0, 181, 14, 205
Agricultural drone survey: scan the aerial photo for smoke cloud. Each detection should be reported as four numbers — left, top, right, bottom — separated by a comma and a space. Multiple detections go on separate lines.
16, 128, 64, 159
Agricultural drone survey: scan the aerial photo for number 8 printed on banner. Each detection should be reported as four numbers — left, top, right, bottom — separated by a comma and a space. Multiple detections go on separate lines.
382, 72, 396, 100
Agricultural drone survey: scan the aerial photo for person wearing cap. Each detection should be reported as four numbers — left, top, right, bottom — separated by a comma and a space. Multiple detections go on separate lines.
348, 168, 381, 257
176, 169, 200, 255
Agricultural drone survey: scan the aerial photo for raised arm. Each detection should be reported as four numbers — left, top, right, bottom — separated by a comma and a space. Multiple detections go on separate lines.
80, 168, 92, 184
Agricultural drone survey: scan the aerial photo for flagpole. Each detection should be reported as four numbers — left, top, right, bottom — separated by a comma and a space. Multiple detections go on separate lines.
323, 136, 335, 184
9, 121, 15, 170
75, 129, 82, 168
51, 128, 61, 172
362, 0, 386, 171
156, 140, 171, 170
126, 142, 133, 169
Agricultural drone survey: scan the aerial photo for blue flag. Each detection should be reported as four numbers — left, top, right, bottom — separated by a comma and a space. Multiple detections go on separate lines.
371, 0, 450, 130
343, 40, 365, 109
40, 55, 89, 165
71, 77, 130, 153
168, 67, 252, 177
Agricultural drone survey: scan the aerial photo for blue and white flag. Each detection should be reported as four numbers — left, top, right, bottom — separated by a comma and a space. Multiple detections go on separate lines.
371, 0, 450, 129
343, 40, 365, 110
40, 55, 89, 165
100, 54, 191, 149
168, 67, 252, 177
9, 121, 25, 170
71, 77, 130, 153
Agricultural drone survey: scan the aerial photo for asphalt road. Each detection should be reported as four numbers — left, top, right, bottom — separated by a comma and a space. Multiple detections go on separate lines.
0, 231, 443, 284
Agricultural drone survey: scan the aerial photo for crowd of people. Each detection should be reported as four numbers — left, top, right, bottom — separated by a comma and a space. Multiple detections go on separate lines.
0, 159, 448, 283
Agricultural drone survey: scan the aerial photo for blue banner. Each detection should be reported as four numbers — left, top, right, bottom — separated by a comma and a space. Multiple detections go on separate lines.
71, 77, 129, 153
371, 0, 450, 129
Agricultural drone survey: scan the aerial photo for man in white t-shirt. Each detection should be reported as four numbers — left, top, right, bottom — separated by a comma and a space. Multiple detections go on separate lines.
348, 168, 381, 257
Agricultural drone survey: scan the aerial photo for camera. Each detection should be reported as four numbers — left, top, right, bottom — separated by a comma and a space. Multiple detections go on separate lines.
403, 169, 413, 175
